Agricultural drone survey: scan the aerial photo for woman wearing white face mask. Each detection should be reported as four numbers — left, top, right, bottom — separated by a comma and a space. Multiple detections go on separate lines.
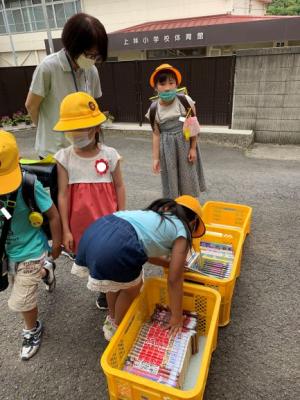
53, 92, 126, 256
25, 13, 107, 159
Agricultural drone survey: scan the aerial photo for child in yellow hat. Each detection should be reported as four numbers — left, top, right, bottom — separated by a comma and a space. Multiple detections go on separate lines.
53, 91, 125, 255
54, 92, 126, 310
0, 131, 61, 360
146, 64, 206, 198
72, 195, 205, 341
53, 91, 125, 313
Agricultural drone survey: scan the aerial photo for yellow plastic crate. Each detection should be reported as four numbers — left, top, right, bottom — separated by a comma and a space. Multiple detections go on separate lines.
185, 226, 243, 327
202, 201, 252, 242
101, 277, 221, 400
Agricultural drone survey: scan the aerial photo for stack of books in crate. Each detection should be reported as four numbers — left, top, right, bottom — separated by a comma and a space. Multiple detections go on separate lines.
185, 242, 234, 279
123, 304, 198, 388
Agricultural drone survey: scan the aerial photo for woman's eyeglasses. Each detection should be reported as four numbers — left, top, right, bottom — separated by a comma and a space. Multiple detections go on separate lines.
84, 52, 103, 63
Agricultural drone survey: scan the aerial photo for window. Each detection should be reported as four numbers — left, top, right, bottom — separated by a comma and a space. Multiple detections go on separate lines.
13, 9, 25, 32
46, 5, 55, 29
0, 12, 6, 34
54, 3, 65, 28
0, 0, 81, 35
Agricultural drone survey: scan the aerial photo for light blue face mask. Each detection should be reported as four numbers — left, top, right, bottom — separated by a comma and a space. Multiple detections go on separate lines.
158, 90, 177, 102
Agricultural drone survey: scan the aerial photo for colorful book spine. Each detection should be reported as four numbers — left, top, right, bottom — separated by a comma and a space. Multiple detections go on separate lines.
123, 305, 199, 388
184, 241, 235, 279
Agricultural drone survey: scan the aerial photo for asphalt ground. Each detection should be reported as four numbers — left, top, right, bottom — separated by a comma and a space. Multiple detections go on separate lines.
0, 130, 299, 400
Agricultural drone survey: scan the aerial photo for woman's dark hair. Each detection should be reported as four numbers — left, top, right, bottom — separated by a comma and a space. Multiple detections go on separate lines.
62, 13, 108, 61
154, 70, 178, 87
145, 198, 197, 248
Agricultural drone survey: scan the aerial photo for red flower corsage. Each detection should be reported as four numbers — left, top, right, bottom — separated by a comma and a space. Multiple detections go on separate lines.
95, 158, 109, 175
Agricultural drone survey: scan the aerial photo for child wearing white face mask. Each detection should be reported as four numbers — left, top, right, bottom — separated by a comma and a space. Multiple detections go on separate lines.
53, 92, 126, 254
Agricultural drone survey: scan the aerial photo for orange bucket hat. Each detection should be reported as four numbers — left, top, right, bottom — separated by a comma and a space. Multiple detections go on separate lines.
0, 130, 22, 195
53, 92, 106, 132
175, 195, 206, 238
149, 63, 182, 88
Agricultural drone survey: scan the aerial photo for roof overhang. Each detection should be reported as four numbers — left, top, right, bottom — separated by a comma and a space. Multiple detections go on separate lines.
108, 17, 300, 51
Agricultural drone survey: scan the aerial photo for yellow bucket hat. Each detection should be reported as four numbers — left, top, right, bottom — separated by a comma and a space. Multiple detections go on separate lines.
53, 92, 106, 132
0, 130, 22, 195
149, 63, 182, 88
175, 195, 206, 238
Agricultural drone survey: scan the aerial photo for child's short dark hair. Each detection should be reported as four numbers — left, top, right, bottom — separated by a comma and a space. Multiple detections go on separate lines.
154, 70, 178, 87
62, 13, 108, 62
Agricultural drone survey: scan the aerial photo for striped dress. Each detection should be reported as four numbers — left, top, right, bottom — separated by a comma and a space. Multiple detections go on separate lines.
159, 118, 206, 198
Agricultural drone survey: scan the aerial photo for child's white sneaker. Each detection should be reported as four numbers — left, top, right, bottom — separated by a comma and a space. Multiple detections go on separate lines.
20, 320, 43, 361
102, 315, 117, 341
61, 250, 75, 261
43, 259, 56, 292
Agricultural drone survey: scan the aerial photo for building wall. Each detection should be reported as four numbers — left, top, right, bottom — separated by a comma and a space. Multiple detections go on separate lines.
87, 0, 268, 32
0, 0, 268, 66
232, 46, 300, 144
86, 0, 234, 32
232, 0, 266, 15
0, 30, 61, 67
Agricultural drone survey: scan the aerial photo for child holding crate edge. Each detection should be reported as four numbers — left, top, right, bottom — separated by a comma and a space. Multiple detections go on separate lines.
71, 195, 205, 341
146, 63, 206, 198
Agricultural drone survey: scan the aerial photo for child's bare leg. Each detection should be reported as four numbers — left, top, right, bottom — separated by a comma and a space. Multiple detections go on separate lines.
106, 291, 120, 319
114, 281, 142, 325
22, 307, 38, 330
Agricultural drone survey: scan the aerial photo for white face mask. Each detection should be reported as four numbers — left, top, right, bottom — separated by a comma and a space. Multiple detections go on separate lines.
65, 131, 94, 148
76, 54, 96, 70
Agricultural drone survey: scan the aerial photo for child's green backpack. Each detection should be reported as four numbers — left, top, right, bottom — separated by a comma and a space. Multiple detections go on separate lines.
20, 157, 57, 239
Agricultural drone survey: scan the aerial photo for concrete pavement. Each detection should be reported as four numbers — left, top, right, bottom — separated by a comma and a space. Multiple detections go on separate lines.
0, 129, 299, 400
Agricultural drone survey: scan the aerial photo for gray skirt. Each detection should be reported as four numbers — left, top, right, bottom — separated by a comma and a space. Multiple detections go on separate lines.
159, 118, 206, 198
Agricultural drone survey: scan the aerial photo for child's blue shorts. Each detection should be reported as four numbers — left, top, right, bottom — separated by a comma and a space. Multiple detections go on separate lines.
74, 215, 148, 285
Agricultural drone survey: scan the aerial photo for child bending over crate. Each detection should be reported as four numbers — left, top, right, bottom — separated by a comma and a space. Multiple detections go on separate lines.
71, 195, 205, 341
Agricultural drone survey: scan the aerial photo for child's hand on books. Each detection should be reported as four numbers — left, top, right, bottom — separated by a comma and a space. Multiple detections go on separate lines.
167, 314, 184, 336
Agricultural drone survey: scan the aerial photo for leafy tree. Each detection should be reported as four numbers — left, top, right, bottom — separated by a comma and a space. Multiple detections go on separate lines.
267, 0, 300, 15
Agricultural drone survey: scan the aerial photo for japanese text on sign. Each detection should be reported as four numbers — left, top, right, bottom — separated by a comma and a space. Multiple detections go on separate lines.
123, 32, 204, 46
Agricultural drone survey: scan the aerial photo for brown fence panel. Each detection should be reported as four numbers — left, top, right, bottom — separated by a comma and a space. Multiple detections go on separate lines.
98, 61, 139, 122
189, 57, 234, 125
212, 56, 235, 125
0, 56, 234, 126
0, 66, 35, 117
96, 62, 116, 115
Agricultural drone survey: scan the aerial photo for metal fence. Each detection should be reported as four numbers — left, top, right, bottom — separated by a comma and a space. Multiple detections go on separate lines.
0, 56, 235, 126
0, 66, 35, 118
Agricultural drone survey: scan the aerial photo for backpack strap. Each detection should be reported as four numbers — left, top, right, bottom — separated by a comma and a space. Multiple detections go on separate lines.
149, 94, 195, 131
21, 172, 39, 213
176, 93, 195, 117
149, 100, 159, 131
0, 189, 18, 259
